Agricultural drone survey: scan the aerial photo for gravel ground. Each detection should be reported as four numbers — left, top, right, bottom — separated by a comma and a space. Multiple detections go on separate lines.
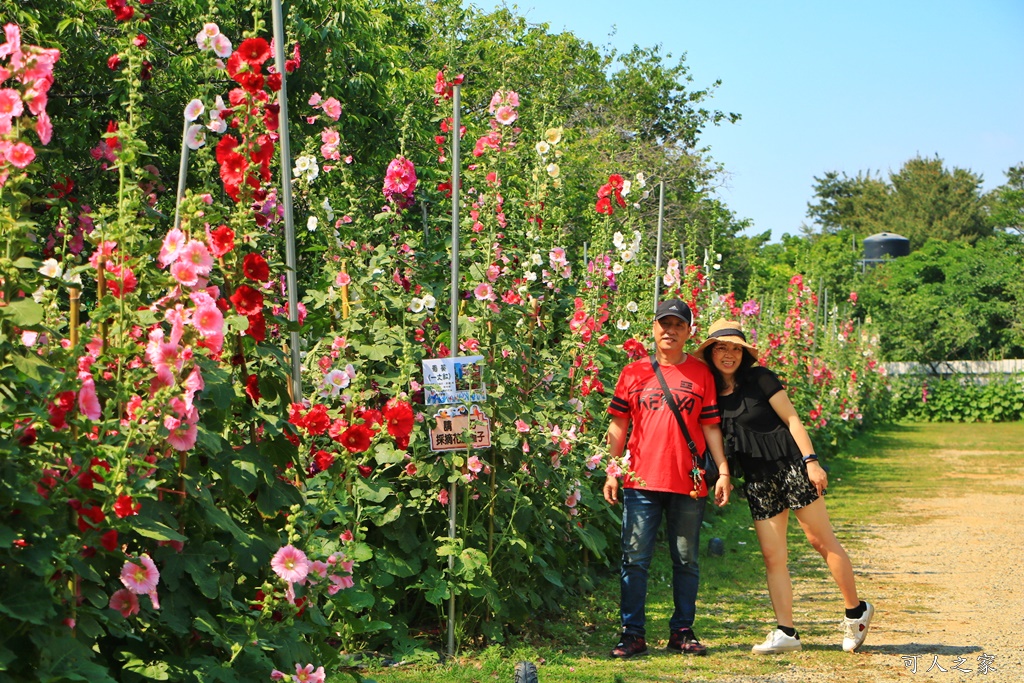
716, 449, 1024, 683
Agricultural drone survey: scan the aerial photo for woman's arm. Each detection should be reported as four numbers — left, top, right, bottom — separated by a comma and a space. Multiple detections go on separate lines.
767, 389, 828, 495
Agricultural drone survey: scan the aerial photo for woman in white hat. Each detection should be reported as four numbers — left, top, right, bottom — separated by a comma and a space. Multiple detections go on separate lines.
696, 319, 873, 655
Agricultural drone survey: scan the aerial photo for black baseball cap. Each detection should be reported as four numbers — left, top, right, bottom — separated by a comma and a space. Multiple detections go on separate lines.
654, 298, 692, 323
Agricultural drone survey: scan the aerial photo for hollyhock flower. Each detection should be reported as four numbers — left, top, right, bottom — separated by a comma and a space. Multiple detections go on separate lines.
474, 283, 493, 301
193, 304, 224, 337
158, 228, 186, 267
383, 399, 414, 442
236, 37, 271, 65
207, 224, 234, 257
245, 311, 267, 342
230, 285, 264, 315
78, 377, 101, 420
185, 99, 204, 122
170, 260, 199, 287
382, 155, 417, 207
180, 240, 213, 276
535, 141, 550, 155
321, 97, 341, 120
328, 574, 354, 594
38, 258, 62, 278
165, 407, 199, 451
120, 555, 160, 596
0, 89, 24, 122
338, 423, 372, 453
242, 253, 270, 282
7, 142, 35, 169
101, 529, 119, 551
438, 488, 449, 506
109, 588, 140, 617
113, 494, 140, 518
340, 529, 354, 542
294, 664, 326, 683
184, 124, 206, 150
212, 33, 232, 58
494, 105, 517, 126
271, 544, 310, 583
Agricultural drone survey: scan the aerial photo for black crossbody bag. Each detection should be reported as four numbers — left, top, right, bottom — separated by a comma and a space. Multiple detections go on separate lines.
650, 358, 719, 490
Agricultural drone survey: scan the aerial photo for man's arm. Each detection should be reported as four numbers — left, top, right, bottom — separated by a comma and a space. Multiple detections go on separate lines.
602, 414, 629, 505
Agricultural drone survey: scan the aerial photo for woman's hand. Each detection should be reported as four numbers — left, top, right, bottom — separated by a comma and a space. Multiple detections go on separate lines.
806, 460, 828, 497
714, 476, 732, 507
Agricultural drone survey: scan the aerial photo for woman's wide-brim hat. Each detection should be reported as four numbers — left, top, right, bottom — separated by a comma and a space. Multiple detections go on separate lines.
694, 319, 758, 357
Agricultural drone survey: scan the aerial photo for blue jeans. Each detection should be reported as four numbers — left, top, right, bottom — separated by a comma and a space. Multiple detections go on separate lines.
620, 488, 706, 636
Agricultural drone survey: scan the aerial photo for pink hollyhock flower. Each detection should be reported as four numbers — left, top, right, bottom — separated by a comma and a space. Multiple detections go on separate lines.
294, 664, 326, 683
120, 555, 160, 595
321, 128, 340, 147
321, 97, 341, 120
438, 488, 449, 506
328, 574, 354, 594
271, 544, 310, 584
382, 155, 417, 207
212, 34, 232, 58
6, 141, 35, 169
494, 105, 517, 126
165, 407, 198, 451
109, 588, 140, 617
270, 670, 288, 681
170, 259, 199, 287
158, 228, 186, 267
309, 560, 329, 579
0, 89, 23, 121
184, 98, 204, 122
467, 455, 483, 473
193, 304, 223, 337
339, 529, 354, 542
334, 271, 351, 287
185, 124, 206, 150
78, 376, 101, 420
180, 240, 213, 276
515, 419, 530, 433
474, 283, 493, 301
35, 109, 52, 145
0, 23, 21, 59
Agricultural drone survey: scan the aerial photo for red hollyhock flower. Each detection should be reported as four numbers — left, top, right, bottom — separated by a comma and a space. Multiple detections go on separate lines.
216, 135, 240, 164
312, 450, 335, 473
236, 37, 271, 66
107, 54, 121, 70
383, 399, 414, 442
623, 337, 647, 360
244, 374, 261, 404
267, 73, 282, 92
288, 403, 307, 429
303, 404, 330, 436
230, 285, 263, 315
77, 504, 106, 532
226, 52, 246, 80
357, 465, 373, 477
245, 311, 267, 342
242, 253, 270, 282
113, 494, 140, 518
339, 424, 373, 454
100, 529, 119, 551
595, 196, 613, 215
133, 33, 147, 47
208, 225, 235, 257
236, 71, 265, 94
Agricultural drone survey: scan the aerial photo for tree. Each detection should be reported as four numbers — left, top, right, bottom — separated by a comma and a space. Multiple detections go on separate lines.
986, 163, 1024, 235
857, 234, 1024, 363
806, 170, 888, 236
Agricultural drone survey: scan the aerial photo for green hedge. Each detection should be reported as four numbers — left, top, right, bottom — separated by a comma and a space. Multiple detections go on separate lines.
887, 375, 1024, 422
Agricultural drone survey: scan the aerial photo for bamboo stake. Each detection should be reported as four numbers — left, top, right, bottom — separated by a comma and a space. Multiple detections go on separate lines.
447, 83, 462, 659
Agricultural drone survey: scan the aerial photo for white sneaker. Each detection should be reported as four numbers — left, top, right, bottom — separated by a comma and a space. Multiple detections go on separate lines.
751, 629, 802, 654
842, 602, 874, 652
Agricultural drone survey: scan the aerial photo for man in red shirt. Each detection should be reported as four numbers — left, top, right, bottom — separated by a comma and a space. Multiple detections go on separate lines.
603, 299, 731, 657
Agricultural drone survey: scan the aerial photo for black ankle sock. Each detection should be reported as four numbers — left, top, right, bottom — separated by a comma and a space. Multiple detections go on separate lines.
777, 625, 798, 638
845, 601, 866, 620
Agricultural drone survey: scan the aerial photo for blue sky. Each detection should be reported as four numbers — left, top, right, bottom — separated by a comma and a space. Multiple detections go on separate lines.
475, 0, 1024, 241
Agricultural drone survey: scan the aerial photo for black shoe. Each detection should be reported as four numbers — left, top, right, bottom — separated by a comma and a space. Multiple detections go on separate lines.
610, 632, 648, 658
667, 627, 708, 655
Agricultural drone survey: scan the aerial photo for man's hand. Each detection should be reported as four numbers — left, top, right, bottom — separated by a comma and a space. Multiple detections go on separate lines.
603, 476, 620, 505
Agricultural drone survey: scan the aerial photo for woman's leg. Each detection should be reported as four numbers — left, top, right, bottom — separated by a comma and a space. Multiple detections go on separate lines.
793, 497, 859, 608
753, 509, 794, 626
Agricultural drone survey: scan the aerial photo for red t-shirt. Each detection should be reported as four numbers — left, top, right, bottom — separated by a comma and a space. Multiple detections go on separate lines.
608, 355, 721, 496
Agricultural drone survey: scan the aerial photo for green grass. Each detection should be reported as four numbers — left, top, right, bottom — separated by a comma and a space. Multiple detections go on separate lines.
362, 422, 1024, 683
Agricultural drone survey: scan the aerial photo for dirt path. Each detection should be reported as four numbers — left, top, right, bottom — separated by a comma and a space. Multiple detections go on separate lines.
722, 445, 1024, 683
847, 450, 1024, 682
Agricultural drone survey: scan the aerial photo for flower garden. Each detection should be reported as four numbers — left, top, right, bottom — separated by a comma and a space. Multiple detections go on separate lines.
0, 8, 890, 682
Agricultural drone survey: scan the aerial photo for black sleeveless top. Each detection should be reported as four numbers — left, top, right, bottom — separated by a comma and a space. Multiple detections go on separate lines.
716, 367, 803, 482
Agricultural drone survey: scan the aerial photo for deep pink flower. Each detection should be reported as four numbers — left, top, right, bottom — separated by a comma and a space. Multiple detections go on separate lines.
120, 555, 160, 595
78, 376, 101, 420
0, 89, 24, 121
474, 283, 493, 301
193, 304, 224, 337
158, 228, 186, 267
35, 110, 52, 145
321, 97, 341, 121
180, 240, 213, 276
170, 259, 198, 287
6, 142, 35, 169
294, 664, 326, 683
109, 588, 139, 617
271, 544, 310, 584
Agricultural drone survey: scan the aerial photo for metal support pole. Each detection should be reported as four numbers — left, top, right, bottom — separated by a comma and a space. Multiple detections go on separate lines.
271, 0, 303, 402
173, 118, 190, 231
653, 180, 666, 313
446, 84, 462, 659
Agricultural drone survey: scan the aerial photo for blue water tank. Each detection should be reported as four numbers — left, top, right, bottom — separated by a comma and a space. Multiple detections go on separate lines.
862, 232, 910, 262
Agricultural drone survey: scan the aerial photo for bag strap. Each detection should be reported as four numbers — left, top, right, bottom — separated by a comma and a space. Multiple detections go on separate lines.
650, 358, 701, 460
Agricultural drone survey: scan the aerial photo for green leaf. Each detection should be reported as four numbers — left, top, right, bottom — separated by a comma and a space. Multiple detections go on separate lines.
133, 517, 187, 543
124, 659, 170, 680
0, 299, 43, 326
0, 581, 56, 624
